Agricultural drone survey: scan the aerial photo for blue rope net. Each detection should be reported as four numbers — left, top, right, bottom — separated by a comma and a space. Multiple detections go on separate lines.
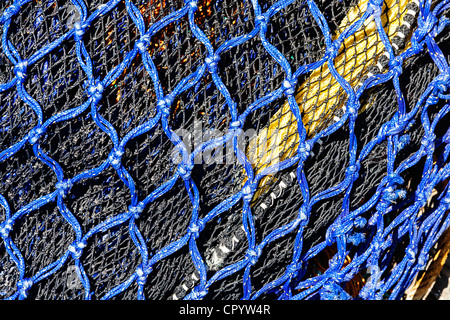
0, 0, 449, 300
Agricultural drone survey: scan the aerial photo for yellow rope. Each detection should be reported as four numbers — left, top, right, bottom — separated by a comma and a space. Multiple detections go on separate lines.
246, 0, 411, 198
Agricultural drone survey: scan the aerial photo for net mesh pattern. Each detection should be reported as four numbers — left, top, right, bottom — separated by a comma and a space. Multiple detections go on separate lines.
0, 0, 450, 300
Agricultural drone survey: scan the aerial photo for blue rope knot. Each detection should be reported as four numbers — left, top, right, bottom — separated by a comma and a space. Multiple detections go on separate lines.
298, 142, 310, 161
418, 11, 438, 41
128, 201, 145, 219
87, 80, 104, 101
0, 219, 13, 239
108, 148, 124, 169
178, 162, 193, 180
157, 98, 172, 117
28, 126, 46, 145
74, 21, 87, 39
326, 41, 340, 59
417, 254, 428, 271
68, 240, 87, 260
17, 278, 33, 299
55, 179, 73, 197
246, 247, 262, 266
281, 79, 296, 96
379, 118, 403, 139
388, 55, 403, 76
298, 204, 308, 223
286, 262, 300, 278
435, 79, 449, 94
188, 220, 204, 239
346, 104, 357, 116
2, 4, 21, 21
14, 60, 28, 82
345, 162, 360, 181
136, 264, 152, 286
406, 247, 416, 262
242, 185, 253, 202
368, 0, 383, 16
255, 15, 268, 31
333, 220, 354, 239
421, 133, 435, 151
229, 119, 242, 133
205, 54, 220, 73
136, 34, 151, 53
